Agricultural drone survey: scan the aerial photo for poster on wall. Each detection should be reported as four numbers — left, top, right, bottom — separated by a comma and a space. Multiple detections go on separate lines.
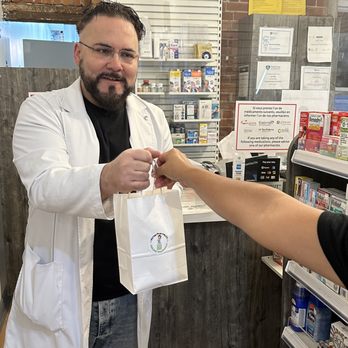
235, 101, 297, 152
300, 66, 331, 91
249, 0, 305, 15
307, 26, 333, 63
258, 27, 294, 57
256, 61, 291, 92
281, 0, 306, 15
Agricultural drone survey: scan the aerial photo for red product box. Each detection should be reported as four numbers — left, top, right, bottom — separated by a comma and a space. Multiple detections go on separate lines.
315, 188, 332, 210
304, 112, 331, 153
330, 111, 348, 136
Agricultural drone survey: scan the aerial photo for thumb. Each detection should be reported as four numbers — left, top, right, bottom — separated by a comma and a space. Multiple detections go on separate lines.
145, 147, 161, 159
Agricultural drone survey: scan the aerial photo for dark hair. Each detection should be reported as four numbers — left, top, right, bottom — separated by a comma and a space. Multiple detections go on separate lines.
77, 1, 145, 41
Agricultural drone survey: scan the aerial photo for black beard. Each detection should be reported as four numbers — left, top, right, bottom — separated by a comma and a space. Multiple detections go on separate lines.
79, 63, 133, 111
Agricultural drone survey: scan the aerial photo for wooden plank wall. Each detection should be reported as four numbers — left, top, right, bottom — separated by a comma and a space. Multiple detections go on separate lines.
0, 67, 79, 300
0, 68, 282, 347
150, 221, 282, 348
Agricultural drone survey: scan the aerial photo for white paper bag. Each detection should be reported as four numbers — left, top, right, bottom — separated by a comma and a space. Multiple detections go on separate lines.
113, 188, 188, 294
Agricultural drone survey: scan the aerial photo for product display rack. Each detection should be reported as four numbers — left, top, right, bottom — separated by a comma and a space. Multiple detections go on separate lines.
286, 261, 348, 322
122, 0, 222, 163
281, 326, 318, 348
261, 255, 283, 279
281, 146, 348, 348
172, 119, 220, 123
137, 58, 220, 161
292, 150, 348, 180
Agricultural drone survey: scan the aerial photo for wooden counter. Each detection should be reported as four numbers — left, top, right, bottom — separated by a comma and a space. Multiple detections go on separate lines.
149, 207, 282, 348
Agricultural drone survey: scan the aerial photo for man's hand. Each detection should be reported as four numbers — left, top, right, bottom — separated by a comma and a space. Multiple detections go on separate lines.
100, 148, 161, 200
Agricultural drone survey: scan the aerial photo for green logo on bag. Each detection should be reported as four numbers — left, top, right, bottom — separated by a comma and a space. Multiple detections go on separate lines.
150, 233, 168, 253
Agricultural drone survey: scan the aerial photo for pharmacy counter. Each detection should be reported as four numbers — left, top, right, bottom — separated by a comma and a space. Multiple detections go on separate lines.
150, 191, 283, 347
182, 205, 225, 224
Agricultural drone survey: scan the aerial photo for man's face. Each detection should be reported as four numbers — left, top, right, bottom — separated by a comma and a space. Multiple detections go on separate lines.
74, 15, 139, 110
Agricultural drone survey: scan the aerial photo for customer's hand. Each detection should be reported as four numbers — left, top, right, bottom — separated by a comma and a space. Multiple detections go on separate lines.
154, 148, 194, 187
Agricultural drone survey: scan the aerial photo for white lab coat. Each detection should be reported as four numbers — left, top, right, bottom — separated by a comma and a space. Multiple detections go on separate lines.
5, 79, 174, 348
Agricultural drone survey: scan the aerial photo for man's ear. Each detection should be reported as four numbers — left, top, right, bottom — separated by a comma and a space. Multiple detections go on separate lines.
73, 42, 81, 65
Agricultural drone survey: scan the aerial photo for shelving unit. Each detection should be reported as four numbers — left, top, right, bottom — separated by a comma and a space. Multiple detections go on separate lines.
292, 150, 348, 179
122, 0, 222, 163
286, 261, 348, 322
281, 326, 317, 348
172, 119, 220, 123
282, 145, 348, 348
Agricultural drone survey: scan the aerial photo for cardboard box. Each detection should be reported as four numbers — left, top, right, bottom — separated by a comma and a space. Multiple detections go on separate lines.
304, 112, 331, 153
330, 111, 348, 136
294, 176, 313, 199
169, 38, 180, 59
186, 129, 198, 144
191, 69, 202, 92
244, 155, 280, 182
337, 116, 348, 161
329, 194, 347, 214
202, 66, 216, 92
319, 135, 340, 157
169, 69, 181, 92
330, 321, 348, 348
211, 100, 220, 119
182, 69, 192, 92
198, 99, 212, 119
194, 42, 213, 59
171, 133, 185, 144
173, 104, 185, 121
184, 101, 197, 120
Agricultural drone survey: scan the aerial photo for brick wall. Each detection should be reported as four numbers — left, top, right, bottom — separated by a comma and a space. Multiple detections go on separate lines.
220, 0, 330, 139
1, 0, 330, 138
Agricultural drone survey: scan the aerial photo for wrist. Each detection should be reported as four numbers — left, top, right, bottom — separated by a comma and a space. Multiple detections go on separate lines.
100, 164, 112, 201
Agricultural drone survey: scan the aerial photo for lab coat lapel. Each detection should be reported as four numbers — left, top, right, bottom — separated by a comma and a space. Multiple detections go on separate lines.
127, 95, 156, 150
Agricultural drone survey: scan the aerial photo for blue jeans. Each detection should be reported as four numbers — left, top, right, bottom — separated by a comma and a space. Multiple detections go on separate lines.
89, 294, 137, 348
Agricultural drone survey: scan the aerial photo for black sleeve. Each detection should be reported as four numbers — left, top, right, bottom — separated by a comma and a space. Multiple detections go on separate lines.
317, 211, 348, 289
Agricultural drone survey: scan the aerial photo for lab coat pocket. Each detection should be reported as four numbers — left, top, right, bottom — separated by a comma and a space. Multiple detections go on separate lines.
14, 244, 64, 332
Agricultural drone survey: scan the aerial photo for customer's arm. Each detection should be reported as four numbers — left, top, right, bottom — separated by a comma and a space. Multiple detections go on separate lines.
155, 149, 344, 287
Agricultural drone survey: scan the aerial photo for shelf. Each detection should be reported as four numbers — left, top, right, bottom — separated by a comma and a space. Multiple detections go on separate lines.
168, 92, 216, 96
172, 119, 220, 123
291, 150, 348, 180
137, 92, 217, 97
281, 326, 317, 348
285, 260, 348, 322
174, 143, 215, 147
261, 256, 283, 279
136, 92, 165, 96
139, 58, 215, 64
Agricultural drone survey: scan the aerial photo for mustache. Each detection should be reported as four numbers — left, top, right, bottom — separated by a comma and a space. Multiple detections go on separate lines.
97, 72, 127, 84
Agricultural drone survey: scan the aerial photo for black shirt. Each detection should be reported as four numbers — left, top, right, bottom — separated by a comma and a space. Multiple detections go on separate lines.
317, 211, 348, 288
84, 97, 131, 301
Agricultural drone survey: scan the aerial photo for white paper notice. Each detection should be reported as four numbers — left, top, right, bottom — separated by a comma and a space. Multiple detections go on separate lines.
235, 101, 297, 151
256, 61, 291, 92
300, 66, 331, 91
238, 65, 249, 98
258, 27, 294, 57
281, 89, 329, 134
307, 26, 333, 63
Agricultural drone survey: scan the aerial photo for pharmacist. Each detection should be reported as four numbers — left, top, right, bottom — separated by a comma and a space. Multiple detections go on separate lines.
155, 149, 348, 289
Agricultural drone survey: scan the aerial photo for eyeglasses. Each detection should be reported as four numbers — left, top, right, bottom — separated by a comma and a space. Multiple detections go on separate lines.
79, 41, 139, 64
